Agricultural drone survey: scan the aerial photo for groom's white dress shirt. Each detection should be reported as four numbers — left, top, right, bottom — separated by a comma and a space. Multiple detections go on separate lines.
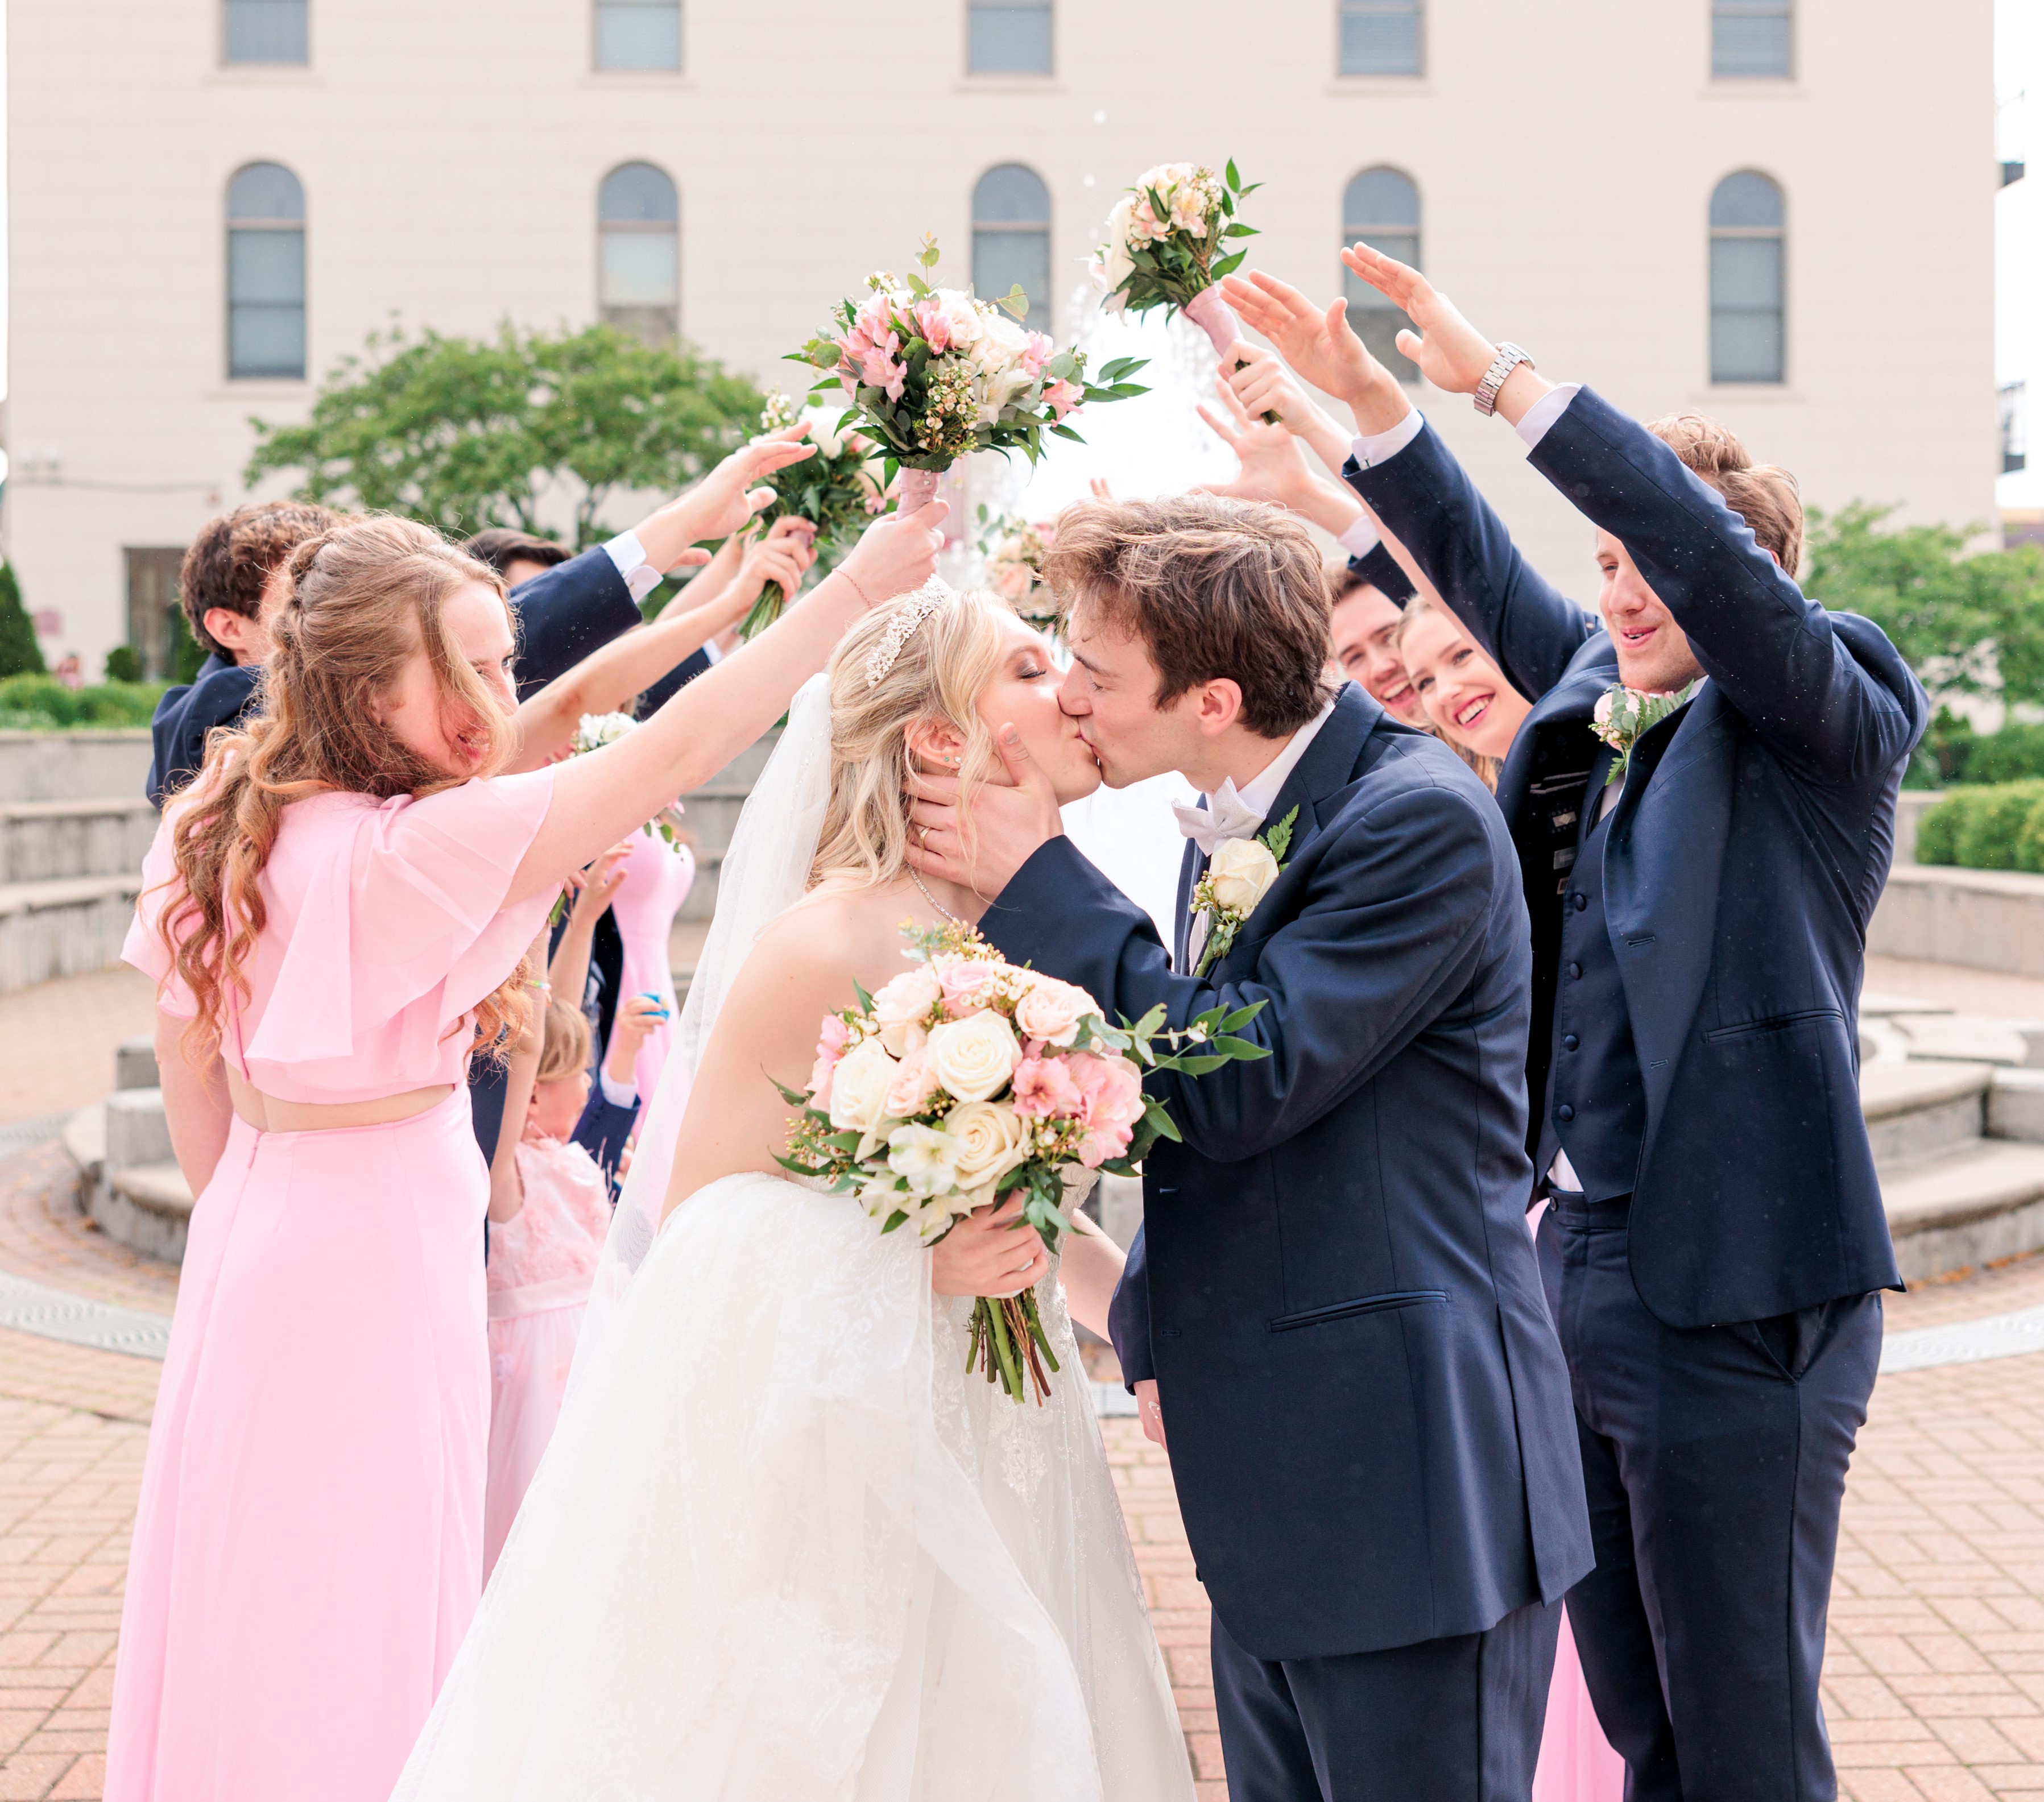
1175, 697, 1338, 965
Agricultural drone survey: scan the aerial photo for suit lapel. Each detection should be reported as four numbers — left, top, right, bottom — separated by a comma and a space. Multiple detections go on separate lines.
1174, 836, 1203, 972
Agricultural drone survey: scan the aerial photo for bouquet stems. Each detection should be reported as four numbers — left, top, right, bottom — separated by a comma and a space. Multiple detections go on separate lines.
1182, 289, 1280, 425
739, 582, 785, 640
966, 1291, 1061, 1406
896, 467, 942, 513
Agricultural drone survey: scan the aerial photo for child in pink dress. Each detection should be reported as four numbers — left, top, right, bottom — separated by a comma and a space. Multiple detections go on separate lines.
104, 461, 928, 1802
482, 995, 655, 1575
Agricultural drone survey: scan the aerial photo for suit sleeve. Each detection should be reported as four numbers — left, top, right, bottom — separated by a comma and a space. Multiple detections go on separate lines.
1106, 1222, 1155, 1391
1527, 388, 1928, 785
570, 1085, 639, 1190
1348, 541, 1415, 606
982, 774, 1500, 1162
633, 648, 713, 717
1344, 425, 1596, 701
510, 548, 646, 698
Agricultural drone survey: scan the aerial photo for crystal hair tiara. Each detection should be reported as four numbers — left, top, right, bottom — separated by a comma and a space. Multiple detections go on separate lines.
863, 576, 956, 689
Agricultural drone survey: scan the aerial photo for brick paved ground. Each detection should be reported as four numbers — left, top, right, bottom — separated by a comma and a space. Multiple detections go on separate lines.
0, 975, 154, 1133
0, 958, 2039, 1797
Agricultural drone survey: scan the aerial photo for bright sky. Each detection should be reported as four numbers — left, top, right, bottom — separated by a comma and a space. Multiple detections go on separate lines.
0, 5, 2035, 510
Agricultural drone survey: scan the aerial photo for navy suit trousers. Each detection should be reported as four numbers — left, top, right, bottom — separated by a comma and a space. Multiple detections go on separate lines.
1538, 1193, 1880, 1801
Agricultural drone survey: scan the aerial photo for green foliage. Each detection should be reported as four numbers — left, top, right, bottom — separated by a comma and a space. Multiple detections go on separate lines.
102, 645, 143, 683
0, 676, 166, 731
1908, 711, 2044, 789
165, 608, 208, 685
1914, 781, 2044, 872
1805, 504, 2044, 712
0, 566, 45, 680
245, 321, 766, 549
1098, 159, 1261, 318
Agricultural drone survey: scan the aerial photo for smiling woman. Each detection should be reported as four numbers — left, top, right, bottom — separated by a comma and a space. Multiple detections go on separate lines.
1394, 590, 1530, 767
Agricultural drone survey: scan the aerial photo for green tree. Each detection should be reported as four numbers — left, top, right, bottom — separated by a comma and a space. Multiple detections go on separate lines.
245, 322, 766, 549
0, 565, 47, 679
1805, 503, 2044, 709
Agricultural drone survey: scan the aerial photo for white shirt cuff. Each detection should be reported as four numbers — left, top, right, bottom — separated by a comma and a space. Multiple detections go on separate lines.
598, 1066, 638, 1109
1336, 517, 1383, 560
1513, 383, 1582, 451
701, 639, 722, 666
604, 530, 663, 604
1348, 408, 1426, 470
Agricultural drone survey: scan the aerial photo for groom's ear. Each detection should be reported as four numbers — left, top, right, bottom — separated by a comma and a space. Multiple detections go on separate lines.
1188, 678, 1247, 739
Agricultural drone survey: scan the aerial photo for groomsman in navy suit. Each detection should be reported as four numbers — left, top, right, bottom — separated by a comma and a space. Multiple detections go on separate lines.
906, 494, 1592, 1799
1225, 253, 1927, 1799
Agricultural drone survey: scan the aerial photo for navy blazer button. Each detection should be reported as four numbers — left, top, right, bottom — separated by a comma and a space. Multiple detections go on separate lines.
1572, 893, 1587, 912
1558, 1103, 1576, 1122
1563, 1033, 1579, 1051
1567, 961, 1583, 979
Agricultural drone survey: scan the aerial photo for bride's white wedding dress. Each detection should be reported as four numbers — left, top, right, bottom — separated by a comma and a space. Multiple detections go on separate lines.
394, 676, 1192, 1801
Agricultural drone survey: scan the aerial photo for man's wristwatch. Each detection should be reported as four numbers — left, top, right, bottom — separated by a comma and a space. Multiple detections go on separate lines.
1474, 342, 1535, 418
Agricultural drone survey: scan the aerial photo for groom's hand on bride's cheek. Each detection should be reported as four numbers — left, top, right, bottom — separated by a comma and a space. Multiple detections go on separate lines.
905, 724, 1063, 900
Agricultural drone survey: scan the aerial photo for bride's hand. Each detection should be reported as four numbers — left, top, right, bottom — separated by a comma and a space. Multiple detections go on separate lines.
835, 499, 949, 610
930, 1195, 1050, 1298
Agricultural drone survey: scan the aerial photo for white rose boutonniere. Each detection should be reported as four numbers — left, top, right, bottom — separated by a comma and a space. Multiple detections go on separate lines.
1590, 681, 1698, 786
1190, 806, 1298, 979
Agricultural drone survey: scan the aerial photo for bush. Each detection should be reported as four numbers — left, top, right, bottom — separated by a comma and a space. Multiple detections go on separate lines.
1908, 712, 2044, 788
0, 675, 167, 730
1915, 781, 2044, 872
103, 645, 143, 684
0, 566, 44, 680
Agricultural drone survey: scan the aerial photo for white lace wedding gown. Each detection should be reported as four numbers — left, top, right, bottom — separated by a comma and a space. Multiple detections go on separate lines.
392, 674, 1193, 1802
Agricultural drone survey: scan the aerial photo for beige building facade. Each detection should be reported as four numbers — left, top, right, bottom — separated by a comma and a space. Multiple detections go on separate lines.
5, 0, 2002, 676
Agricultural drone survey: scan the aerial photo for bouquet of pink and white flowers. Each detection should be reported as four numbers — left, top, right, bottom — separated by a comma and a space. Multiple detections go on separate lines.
790, 236, 1147, 515
1091, 159, 1272, 417
739, 391, 890, 640
975, 507, 1060, 635
777, 923, 1267, 1404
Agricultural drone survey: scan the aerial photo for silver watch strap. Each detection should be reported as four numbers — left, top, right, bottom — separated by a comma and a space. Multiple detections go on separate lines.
1474, 342, 1534, 418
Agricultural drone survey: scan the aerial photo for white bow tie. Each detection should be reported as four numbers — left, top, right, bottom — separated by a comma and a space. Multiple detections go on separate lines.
1172, 781, 1264, 857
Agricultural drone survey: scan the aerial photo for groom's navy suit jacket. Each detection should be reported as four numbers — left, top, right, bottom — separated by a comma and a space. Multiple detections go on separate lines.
984, 683, 1593, 1661
1347, 389, 1929, 1328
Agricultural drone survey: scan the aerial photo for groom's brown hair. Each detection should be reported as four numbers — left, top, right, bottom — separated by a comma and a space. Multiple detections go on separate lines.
1044, 494, 1335, 738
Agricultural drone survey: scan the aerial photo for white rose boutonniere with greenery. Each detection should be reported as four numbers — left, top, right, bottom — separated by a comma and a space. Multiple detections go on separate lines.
1190, 806, 1297, 978
1590, 682, 1699, 786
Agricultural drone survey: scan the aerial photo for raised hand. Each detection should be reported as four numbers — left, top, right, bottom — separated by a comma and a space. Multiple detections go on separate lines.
835, 496, 948, 610
683, 425, 821, 544
1338, 244, 1497, 397
1219, 271, 1402, 431
1216, 349, 1356, 484
1195, 376, 1317, 511
737, 515, 819, 601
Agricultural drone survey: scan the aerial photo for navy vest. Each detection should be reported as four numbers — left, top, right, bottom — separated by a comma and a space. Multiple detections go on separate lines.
1536, 750, 1647, 1200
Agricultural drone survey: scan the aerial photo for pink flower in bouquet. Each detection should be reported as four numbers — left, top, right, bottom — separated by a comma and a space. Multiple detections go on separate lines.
808, 1014, 851, 1104
1067, 1051, 1147, 1166
992, 560, 1033, 602
1126, 192, 1168, 242
933, 954, 1000, 1017
1020, 331, 1054, 379
872, 964, 943, 1055
1043, 379, 1083, 420
913, 297, 955, 353
1011, 1054, 1085, 1120
1012, 975, 1091, 1047
885, 1047, 943, 1118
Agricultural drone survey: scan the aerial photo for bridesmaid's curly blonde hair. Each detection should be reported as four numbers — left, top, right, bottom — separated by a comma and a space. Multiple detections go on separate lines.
809, 587, 1013, 890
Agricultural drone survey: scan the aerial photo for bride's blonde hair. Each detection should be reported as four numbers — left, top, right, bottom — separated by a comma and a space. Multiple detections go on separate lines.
809, 586, 1013, 889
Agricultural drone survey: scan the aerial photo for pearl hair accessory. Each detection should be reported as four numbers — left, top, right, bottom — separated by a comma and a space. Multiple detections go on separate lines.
863, 576, 956, 689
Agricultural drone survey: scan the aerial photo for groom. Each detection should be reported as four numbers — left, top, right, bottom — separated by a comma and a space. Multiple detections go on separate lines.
907, 495, 1591, 1799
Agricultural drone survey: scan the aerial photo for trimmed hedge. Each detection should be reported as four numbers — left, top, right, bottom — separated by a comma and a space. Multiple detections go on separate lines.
1909, 714, 2044, 789
0, 676, 167, 731
1915, 781, 2044, 872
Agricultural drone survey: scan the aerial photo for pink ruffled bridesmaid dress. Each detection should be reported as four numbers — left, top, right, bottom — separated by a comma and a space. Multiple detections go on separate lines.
482, 1137, 611, 1576
106, 770, 556, 1802
607, 825, 693, 1126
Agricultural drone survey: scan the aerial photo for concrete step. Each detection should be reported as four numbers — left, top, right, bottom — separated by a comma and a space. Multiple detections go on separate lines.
0, 872, 143, 992
0, 797, 158, 883
98, 1163, 192, 1264
1881, 1140, 2044, 1282
1862, 1061, 1992, 1167
0, 730, 152, 803
1892, 1014, 2044, 1068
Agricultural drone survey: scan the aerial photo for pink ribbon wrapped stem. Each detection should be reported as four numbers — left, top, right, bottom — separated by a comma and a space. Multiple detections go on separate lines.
895, 467, 942, 513
1184, 287, 1280, 424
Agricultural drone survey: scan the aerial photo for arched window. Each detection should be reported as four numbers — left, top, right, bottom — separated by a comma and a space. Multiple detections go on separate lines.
1712, 0, 1791, 79
972, 164, 1051, 330
1709, 171, 1785, 383
599, 163, 679, 346
1338, 0, 1422, 76
1342, 167, 1420, 381
595, 0, 681, 71
224, 0, 308, 64
968, 0, 1052, 74
226, 163, 306, 380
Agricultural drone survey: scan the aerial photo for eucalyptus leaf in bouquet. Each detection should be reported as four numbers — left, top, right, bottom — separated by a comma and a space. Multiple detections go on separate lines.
775, 922, 1268, 1405
788, 236, 1148, 511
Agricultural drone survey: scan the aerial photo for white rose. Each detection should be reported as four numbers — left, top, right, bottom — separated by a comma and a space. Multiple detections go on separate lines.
944, 1100, 1032, 1203
827, 1038, 899, 1138
872, 965, 943, 1056
925, 1010, 1023, 1103
937, 289, 983, 351
887, 1122, 961, 1199
1207, 836, 1281, 917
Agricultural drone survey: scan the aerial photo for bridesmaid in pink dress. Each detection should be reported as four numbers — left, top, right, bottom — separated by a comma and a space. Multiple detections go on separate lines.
105, 470, 944, 1801
608, 822, 694, 1126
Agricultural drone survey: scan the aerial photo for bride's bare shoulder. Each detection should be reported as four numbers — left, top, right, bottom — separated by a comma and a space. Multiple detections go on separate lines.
727, 884, 920, 1013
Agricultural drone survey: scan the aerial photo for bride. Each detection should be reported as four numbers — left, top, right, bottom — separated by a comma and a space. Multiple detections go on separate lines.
395, 581, 1195, 1800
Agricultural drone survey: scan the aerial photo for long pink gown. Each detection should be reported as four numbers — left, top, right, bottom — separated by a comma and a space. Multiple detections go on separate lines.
1528, 1198, 1627, 1802
106, 769, 556, 1802
482, 1136, 611, 1577
607, 826, 693, 1128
